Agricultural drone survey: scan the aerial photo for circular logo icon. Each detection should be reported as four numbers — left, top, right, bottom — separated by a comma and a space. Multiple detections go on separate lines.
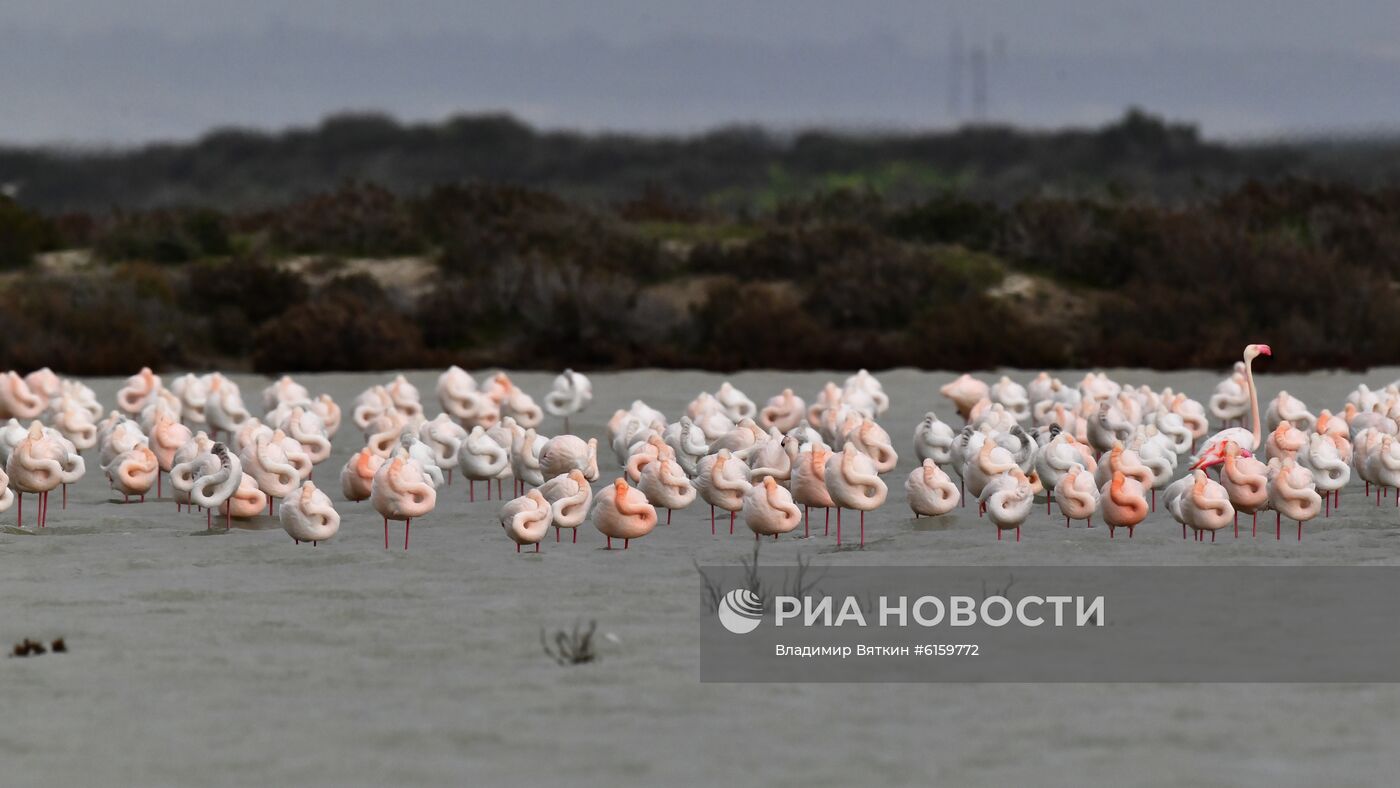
717, 589, 764, 634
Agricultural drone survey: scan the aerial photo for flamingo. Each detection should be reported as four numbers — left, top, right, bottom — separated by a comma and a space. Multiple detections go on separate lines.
695, 450, 751, 536
280, 481, 340, 545
592, 478, 657, 549
758, 389, 806, 432
824, 449, 888, 547
1268, 459, 1322, 540
437, 367, 499, 429
8, 423, 80, 526
1265, 391, 1316, 433
538, 434, 599, 481
169, 432, 218, 512
1209, 362, 1249, 425
371, 453, 437, 550
1300, 433, 1349, 515
980, 469, 1034, 541
191, 444, 243, 530
149, 409, 193, 498
280, 407, 332, 467
744, 476, 802, 539
637, 453, 695, 523
170, 373, 210, 428
715, 382, 758, 422
1191, 344, 1271, 469
913, 412, 956, 466
537, 469, 593, 542
990, 376, 1031, 425
222, 472, 268, 521
1055, 463, 1100, 527
1221, 440, 1270, 537
747, 429, 797, 483
261, 375, 311, 414
483, 373, 542, 428
843, 369, 890, 417
461, 425, 512, 501
1100, 471, 1148, 538
1086, 401, 1134, 455
240, 430, 300, 513
116, 367, 162, 418
842, 420, 898, 474
940, 374, 989, 421
1172, 470, 1234, 541
906, 459, 959, 517
340, 448, 385, 503
500, 489, 552, 552
544, 368, 593, 433
104, 444, 158, 503
790, 445, 835, 537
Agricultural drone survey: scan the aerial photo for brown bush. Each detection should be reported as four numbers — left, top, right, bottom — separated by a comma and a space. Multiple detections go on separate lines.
251, 292, 429, 372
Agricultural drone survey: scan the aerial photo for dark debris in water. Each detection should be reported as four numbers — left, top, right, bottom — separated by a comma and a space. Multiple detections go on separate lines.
10, 638, 65, 658
541, 620, 598, 666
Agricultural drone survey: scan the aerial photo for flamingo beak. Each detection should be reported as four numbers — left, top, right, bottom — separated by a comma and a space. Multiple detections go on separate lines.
1257, 344, 1272, 356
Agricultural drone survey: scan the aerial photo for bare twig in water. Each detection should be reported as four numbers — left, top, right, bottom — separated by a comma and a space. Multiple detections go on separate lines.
980, 575, 1016, 601
695, 542, 825, 613
541, 620, 598, 666
696, 559, 726, 612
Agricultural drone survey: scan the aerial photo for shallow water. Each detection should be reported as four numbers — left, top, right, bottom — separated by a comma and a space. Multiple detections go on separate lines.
5, 367, 1400, 787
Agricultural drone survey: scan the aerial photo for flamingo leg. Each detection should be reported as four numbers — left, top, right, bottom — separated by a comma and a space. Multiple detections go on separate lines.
404, 518, 411, 550
383, 517, 388, 549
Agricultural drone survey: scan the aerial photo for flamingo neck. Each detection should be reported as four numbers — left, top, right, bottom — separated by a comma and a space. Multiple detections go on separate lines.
1245, 353, 1261, 447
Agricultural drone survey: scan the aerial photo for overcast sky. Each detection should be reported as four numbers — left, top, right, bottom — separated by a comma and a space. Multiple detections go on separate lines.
3, 0, 1400, 144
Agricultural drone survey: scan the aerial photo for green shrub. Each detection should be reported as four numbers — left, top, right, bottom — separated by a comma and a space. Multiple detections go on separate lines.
0, 197, 57, 269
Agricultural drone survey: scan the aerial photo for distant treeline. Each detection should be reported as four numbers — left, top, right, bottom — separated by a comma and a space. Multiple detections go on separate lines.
7, 109, 1400, 214
2, 176, 1398, 374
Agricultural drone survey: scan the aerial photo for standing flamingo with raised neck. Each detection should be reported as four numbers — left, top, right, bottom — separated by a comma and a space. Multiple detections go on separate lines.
1192, 344, 1271, 470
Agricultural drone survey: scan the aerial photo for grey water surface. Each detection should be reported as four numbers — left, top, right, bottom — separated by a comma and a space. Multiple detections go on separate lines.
5, 367, 1400, 787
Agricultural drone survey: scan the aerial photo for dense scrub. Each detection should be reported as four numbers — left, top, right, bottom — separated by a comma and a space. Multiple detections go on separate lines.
6, 109, 1400, 214
2, 177, 1399, 374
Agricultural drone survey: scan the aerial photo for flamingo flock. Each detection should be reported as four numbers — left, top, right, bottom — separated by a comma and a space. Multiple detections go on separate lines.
1, 346, 1399, 551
